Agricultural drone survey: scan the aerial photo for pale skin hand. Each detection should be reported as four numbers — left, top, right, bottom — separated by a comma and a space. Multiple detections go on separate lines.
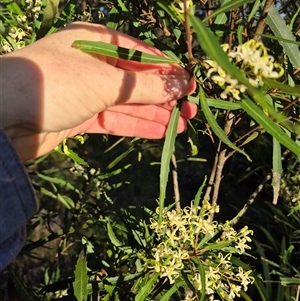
1, 22, 197, 162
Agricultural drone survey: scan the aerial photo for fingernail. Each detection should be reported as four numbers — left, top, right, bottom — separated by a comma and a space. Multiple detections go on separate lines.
166, 77, 190, 100
188, 77, 197, 95
168, 100, 177, 106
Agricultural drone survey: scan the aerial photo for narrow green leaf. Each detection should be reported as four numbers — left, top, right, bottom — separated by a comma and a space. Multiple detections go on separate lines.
248, 0, 261, 22
197, 233, 214, 249
40, 186, 57, 199
188, 137, 198, 156
237, 24, 244, 44
196, 259, 206, 301
240, 131, 259, 147
114, 0, 145, 31
37, 172, 76, 190
67, 149, 89, 167
263, 78, 300, 96
57, 194, 75, 209
289, 6, 300, 30
214, 0, 231, 25
55, 145, 89, 166
194, 176, 207, 209
253, 243, 273, 297
157, 0, 183, 23
159, 104, 181, 224
47, 0, 77, 35
104, 137, 126, 153
239, 290, 254, 301
81, 237, 95, 254
103, 284, 115, 296
253, 33, 300, 46
106, 6, 120, 30
181, 269, 197, 294
199, 87, 251, 161
203, 0, 255, 23
266, 5, 300, 68
5, 0, 23, 15
73, 40, 180, 64
258, 226, 280, 253
272, 137, 282, 205
73, 252, 89, 301
97, 164, 132, 180
199, 241, 232, 254
135, 273, 159, 301
280, 277, 300, 286
207, 99, 242, 110
107, 146, 134, 169
160, 281, 186, 301
239, 97, 300, 157
107, 222, 122, 247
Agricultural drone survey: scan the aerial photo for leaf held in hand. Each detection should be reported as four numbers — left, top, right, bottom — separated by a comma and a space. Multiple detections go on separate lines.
73, 40, 180, 64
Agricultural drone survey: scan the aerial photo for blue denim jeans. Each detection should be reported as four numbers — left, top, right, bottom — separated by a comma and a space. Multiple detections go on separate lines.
0, 129, 37, 271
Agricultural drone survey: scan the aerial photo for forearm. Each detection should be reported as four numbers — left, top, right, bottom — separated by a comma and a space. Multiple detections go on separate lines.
1, 51, 41, 135
1, 50, 46, 161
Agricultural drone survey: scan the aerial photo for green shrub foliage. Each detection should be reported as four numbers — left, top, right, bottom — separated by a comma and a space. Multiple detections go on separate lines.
1, 0, 299, 300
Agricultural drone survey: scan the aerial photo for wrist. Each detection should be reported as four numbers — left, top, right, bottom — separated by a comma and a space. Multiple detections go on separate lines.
0, 52, 41, 161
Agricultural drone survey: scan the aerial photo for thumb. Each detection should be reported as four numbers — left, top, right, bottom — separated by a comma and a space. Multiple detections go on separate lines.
98, 65, 194, 108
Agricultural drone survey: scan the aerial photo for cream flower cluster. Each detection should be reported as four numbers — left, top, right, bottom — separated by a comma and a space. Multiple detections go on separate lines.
25, 0, 43, 20
148, 201, 254, 299
0, 24, 28, 53
204, 39, 284, 100
0, 0, 41, 54
174, 0, 193, 13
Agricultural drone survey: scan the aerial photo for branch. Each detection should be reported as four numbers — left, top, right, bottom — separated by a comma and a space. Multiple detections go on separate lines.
254, 0, 275, 41
171, 153, 181, 213
183, 0, 194, 68
209, 111, 234, 221
231, 150, 290, 225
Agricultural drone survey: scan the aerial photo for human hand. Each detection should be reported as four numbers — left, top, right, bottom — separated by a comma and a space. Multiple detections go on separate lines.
1, 22, 197, 162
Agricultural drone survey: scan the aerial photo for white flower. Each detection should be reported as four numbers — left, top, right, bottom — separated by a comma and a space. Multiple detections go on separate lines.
0, 39, 12, 53
229, 283, 242, 298
175, 0, 193, 13
236, 267, 255, 291
204, 39, 284, 99
17, 15, 27, 23
148, 202, 254, 298
160, 266, 179, 284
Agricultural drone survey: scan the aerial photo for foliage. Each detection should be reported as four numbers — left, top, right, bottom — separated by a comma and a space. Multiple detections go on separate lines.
0, 0, 299, 301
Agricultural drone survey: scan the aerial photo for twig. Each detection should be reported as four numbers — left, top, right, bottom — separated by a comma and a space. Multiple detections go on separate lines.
209, 112, 234, 221
231, 150, 290, 225
183, 0, 194, 69
171, 153, 181, 213
231, 173, 272, 226
254, 0, 275, 41
210, 149, 228, 222
228, 9, 239, 48
203, 143, 220, 201
233, 124, 261, 145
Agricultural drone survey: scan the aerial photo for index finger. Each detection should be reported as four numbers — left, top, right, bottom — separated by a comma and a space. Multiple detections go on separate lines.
108, 30, 187, 76
67, 22, 190, 76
